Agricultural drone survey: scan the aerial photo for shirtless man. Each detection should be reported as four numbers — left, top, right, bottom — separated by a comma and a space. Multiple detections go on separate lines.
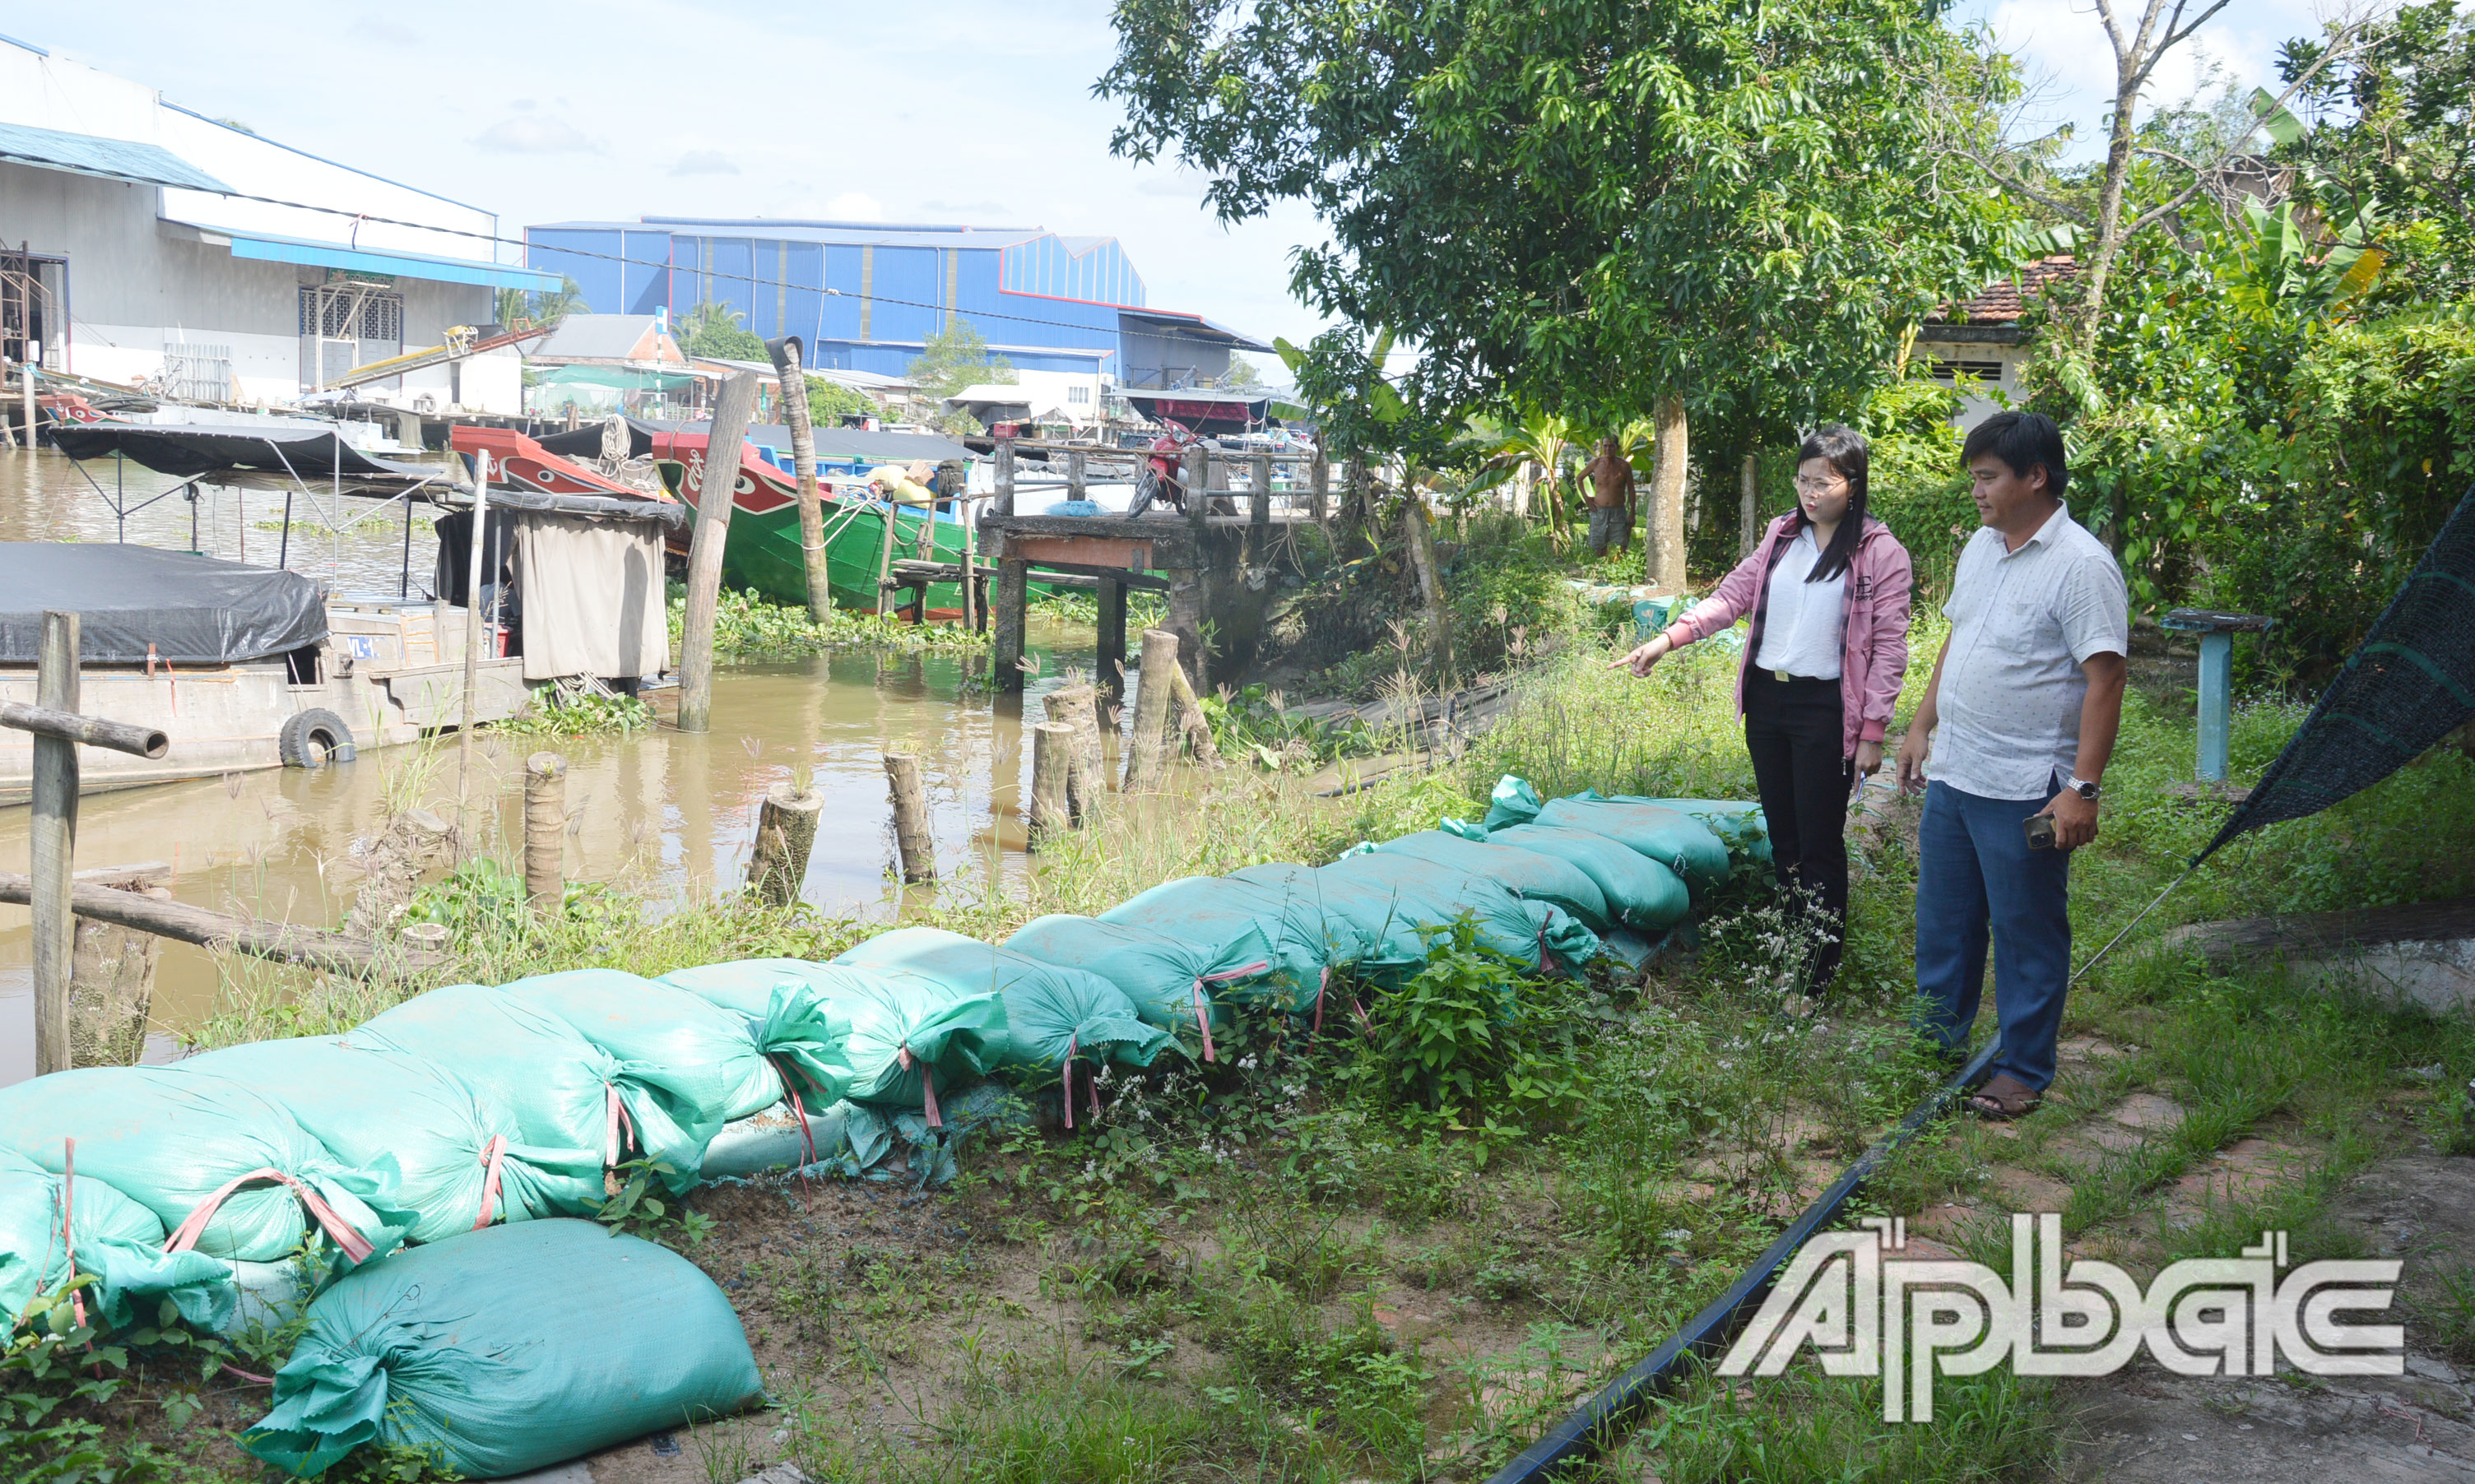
1581, 437, 1636, 555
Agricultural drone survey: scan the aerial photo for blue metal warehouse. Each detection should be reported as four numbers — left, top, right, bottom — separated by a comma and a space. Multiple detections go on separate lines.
523, 216, 1266, 387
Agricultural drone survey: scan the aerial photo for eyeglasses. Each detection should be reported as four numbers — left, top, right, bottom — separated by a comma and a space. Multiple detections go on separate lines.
1793, 475, 1846, 493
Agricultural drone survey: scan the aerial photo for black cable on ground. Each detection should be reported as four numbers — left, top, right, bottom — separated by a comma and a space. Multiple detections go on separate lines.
1483, 1032, 2004, 1483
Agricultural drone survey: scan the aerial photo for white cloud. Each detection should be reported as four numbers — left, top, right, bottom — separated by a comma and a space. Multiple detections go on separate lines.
671, 150, 738, 177
471, 116, 601, 155
823, 192, 885, 220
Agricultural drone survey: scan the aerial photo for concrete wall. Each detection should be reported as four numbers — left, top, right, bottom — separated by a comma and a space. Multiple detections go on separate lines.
1912, 335, 2029, 432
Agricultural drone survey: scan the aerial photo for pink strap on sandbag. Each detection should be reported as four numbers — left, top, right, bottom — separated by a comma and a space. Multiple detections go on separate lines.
1061, 1035, 1077, 1131
471, 1136, 508, 1230
767, 1055, 820, 1172
1187, 959, 1265, 1064
898, 1045, 942, 1129
165, 1167, 375, 1264
1313, 967, 1329, 1035
60, 1138, 85, 1330
1351, 997, 1373, 1037
603, 1083, 638, 1167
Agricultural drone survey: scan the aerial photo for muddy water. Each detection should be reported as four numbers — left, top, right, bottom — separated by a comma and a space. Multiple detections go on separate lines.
0, 446, 1122, 1084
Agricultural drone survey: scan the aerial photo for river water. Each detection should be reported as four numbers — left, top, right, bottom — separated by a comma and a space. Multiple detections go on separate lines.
0, 445, 1121, 1084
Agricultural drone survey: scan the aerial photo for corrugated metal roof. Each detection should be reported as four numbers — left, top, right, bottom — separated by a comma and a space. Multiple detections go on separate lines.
530, 314, 680, 361
167, 221, 560, 291
0, 119, 230, 192
1117, 307, 1275, 352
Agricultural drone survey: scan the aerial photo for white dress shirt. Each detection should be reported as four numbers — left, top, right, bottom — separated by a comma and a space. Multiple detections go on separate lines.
1753, 526, 1846, 679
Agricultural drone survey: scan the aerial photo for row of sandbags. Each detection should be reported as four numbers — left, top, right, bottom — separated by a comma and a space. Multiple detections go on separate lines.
0, 779, 1765, 1478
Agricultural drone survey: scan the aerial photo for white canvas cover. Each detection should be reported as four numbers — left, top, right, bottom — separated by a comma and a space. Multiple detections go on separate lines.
508, 513, 667, 681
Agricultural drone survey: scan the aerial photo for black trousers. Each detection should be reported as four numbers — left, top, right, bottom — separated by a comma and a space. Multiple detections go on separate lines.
1743, 670, 1855, 995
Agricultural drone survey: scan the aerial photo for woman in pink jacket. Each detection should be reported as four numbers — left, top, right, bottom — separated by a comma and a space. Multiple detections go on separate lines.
1613, 426, 1913, 1004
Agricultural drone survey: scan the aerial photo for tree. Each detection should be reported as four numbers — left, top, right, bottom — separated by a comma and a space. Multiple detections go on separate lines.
1103, 0, 2010, 589
494, 277, 587, 333
1221, 353, 1265, 390
1936, 0, 2363, 355
807, 378, 875, 428
904, 322, 1017, 435
679, 302, 766, 361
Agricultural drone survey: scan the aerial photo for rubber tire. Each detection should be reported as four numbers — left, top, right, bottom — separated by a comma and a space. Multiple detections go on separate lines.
278, 708, 357, 768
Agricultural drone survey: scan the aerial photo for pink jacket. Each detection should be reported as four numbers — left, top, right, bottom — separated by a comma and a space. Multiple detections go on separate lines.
1664, 513, 1914, 760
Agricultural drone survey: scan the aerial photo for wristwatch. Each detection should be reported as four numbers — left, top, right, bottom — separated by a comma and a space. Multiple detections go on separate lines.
2064, 774, 2102, 801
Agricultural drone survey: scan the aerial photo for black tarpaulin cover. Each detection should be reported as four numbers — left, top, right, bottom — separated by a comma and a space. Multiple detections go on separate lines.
0, 544, 327, 665
49, 422, 429, 479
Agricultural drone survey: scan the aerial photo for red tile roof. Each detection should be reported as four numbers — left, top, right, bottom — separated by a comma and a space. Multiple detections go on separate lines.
1931, 256, 2079, 324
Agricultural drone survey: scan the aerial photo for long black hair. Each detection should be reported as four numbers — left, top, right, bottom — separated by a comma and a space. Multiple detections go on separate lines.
1796, 424, 1869, 583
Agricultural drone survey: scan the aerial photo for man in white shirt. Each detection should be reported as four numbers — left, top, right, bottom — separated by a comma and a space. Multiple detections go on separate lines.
1895, 412, 2129, 1120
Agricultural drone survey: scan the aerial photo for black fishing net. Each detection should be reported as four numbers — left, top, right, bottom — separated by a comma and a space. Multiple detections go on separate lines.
2197, 485, 2475, 865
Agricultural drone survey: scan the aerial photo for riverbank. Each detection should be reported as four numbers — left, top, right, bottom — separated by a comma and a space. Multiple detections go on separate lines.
26, 601, 2475, 1482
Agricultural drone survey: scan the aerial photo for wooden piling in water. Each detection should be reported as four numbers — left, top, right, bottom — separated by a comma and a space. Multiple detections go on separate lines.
992, 557, 1029, 692
1095, 579, 1127, 696
1165, 659, 1223, 765
1029, 721, 1075, 838
1042, 684, 1105, 814
767, 336, 834, 622
678, 371, 764, 734
30, 610, 77, 1076
1310, 452, 1328, 523
70, 879, 165, 1069
524, 751, 566, 914
1124, 628, 1182, 793
1250, 452, 1273, 543
884, 750, 936, 883
993, 430, 1015, 517
748, 781, 824, 907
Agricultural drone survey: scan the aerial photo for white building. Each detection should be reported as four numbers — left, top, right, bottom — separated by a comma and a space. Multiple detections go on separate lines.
1910, 256, 2077, 431
0, 34, 554, 414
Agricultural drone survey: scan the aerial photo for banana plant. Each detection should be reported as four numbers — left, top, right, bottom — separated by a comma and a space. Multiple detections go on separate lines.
1456, 406, 1583, 547
2228, 87, 2390, 322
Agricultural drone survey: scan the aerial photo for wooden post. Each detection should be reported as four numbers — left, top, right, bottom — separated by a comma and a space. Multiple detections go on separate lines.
961, 492, 978, 631
992, 557, 1029, 692
1250, 452, 1272, 534
1739, 452, 1760, 559
20, 363, 35, 449
1029, 721, 1075, 838
69, 885, 164, 1069
1403, 498, 1454, 672
678, 371, 763, 733
746, 781, 824, 907
1095, 578, 1127, 696
883, 749, 936, 883
30, 610, 77, 1075
454, 451, 493, 856
1182, 445, 1209, 530
1310, 452, 1328, 522
1067, 448, 1087, 503
768, 337, 833, 622
1164, 660, 1223, 765
1042, 685, 1104, 814
523, 751, 566, 915
993, 430, 1015, 517
1123, 627, 1181, 792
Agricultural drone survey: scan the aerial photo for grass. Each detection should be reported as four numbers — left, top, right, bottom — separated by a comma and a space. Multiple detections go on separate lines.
25, 561, 2475, 1482
668, 587, 992, 658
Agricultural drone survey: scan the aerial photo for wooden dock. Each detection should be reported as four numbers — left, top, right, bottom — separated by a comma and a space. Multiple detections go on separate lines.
978, 434, 1336, 693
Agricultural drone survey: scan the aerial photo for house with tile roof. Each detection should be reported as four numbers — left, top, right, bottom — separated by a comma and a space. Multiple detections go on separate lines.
1911, 256, 2078, 429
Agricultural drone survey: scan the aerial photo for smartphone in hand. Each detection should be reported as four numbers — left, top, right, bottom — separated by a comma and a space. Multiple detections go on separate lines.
2024, 813, 2059, 851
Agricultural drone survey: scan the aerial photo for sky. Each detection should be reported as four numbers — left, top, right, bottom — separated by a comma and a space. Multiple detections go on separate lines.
16, 0, 2342, 361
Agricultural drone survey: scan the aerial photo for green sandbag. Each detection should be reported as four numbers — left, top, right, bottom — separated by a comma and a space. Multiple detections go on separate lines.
241, 1219, 762, 1480
1370, 830, 1613, 932
184, 1037, 603, 1241
1637, 797, 1773, 868
500, 969, 790, 1146
833, 927, 1172, 1078
644, 976, 858, 1106
1007, 913, 1286, 1040
1481, 773, 1545, 830
1098, 874, 1335, 1017
0, 1148, 234, 1331
0, 1067, 408, 1266
1534, 795, 1733, 893
1488, 823, 1692, 930
654, 959, 1000, 1120
1313, 852, 1602, 981
355, 983, 707, 1194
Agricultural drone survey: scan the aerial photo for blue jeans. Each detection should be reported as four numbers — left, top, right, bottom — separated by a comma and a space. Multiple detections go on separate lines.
1914, 780, 2073, 1092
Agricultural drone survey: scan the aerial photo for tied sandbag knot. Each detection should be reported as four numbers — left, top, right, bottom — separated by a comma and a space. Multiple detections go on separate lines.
897, 1045, 942, 1129
1190, 960, 1268, 1064
165, 1169, 374, 1264
601, 1083, 638, 1168
471, 1136, 508, 1230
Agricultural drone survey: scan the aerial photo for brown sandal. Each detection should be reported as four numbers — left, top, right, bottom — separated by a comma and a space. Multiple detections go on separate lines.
1966, 1072, 2042, 1121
